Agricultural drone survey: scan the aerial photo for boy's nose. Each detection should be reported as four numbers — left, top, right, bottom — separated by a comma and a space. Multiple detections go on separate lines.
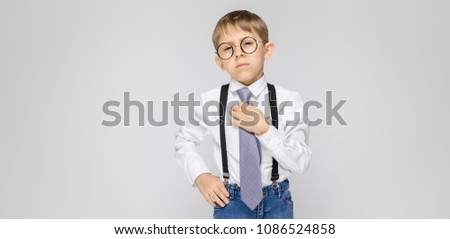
234, 48, 244, 58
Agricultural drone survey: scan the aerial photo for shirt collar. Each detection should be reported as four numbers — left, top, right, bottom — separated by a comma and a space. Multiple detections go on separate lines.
229, 74, 267, 98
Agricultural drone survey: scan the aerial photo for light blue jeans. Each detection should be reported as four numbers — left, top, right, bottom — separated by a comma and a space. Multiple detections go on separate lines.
213, 180, 294, 219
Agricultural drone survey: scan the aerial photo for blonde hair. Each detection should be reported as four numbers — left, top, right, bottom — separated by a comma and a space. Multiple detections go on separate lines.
212, 10, 269, 49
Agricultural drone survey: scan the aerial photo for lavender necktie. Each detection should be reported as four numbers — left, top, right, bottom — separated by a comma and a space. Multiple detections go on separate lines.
237, 87, 263, 210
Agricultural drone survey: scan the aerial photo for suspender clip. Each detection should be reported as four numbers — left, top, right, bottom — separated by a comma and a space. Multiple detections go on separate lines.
271, 174, 280, 185
223, 172, 230, 184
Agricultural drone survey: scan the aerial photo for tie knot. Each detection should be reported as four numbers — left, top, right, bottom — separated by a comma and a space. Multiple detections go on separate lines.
237, 87, 252, 103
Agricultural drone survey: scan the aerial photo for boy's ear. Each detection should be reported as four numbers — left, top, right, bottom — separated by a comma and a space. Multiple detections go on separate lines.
215, 56, 225, 70
264, 41, 276, 59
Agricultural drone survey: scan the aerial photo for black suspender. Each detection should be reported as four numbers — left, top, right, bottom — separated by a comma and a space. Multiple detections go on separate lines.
219, 83, 279, 184
219, 84, 230, 181
267, 83, 280, 183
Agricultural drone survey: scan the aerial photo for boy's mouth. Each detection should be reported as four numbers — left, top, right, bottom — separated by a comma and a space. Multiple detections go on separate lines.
236, 63, 249, 68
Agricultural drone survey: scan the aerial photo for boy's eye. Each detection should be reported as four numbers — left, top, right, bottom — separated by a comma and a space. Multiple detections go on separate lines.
243, 41, 254, 46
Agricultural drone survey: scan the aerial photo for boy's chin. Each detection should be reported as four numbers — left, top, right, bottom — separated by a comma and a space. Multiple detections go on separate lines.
236, 78, 256, 86
234, 75, 261, 86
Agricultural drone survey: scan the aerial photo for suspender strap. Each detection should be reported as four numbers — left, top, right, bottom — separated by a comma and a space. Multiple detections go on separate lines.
219, 84, 230, 181
219, 83, 280, 184
267, 83, 280, 183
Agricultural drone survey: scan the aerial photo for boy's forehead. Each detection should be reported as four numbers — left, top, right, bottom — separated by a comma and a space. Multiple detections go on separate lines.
218, 25, 258, 43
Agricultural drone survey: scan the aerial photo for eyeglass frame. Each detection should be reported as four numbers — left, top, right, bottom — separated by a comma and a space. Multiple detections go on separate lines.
215, 36, 264, 60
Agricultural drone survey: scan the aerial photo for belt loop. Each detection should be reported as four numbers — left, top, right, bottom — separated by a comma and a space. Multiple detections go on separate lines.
229, 184, 237, 200
273, 183, 281, 199
228, 185, 233, 200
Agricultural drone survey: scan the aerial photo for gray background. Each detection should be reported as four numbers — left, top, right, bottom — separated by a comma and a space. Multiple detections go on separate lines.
1, 0, 449, 218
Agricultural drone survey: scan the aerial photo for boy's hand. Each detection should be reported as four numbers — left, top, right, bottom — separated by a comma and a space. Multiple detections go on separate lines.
195, 173, 229, 207
231, 103, 270, 136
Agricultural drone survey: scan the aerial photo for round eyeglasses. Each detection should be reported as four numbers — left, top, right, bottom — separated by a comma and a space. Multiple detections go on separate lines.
215, 36, 262, 60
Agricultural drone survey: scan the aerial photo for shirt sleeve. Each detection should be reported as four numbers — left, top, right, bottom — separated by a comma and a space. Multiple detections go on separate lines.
256, 91, 312, 174
174, 93, 211, 187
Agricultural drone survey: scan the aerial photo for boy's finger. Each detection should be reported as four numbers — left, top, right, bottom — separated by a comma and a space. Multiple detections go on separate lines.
231, 120, 240, 127
231, 110, 243, 120
218, 184, 230, 198
211, 193, 225, 207
201, 192, 215, 206
232, 105, 242, 114
215, 190, 229, 205
233, 109, 254, 121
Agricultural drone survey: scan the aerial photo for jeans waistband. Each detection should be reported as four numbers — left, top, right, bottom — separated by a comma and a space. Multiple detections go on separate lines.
224, 179, 290, 200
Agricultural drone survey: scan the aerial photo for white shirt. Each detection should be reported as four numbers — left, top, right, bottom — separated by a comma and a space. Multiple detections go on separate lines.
175, 75, 312, 187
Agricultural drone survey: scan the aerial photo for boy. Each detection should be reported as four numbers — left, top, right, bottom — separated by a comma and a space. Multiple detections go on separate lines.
175, 10, 312, 219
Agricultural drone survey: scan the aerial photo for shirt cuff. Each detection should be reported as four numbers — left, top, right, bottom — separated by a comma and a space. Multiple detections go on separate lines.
188, 163, 211, 188
256, 126, 283, 152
